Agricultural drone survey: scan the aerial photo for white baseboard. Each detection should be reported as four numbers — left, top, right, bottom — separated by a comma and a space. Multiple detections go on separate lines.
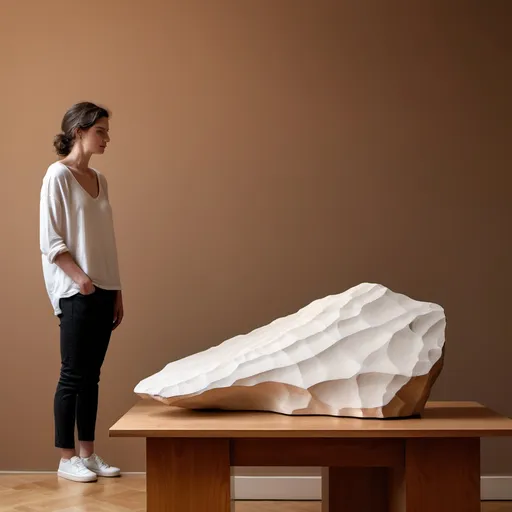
481, 476, 512, 501
232, 475, 512, 501
1, 472, 510, 501
233, 476, 320, 500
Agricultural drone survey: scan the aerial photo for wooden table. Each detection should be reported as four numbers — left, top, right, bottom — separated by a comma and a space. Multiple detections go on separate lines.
109, 400, 512, 512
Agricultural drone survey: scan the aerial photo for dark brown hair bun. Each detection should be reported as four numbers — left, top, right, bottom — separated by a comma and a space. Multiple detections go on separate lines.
53, 133, 73, 157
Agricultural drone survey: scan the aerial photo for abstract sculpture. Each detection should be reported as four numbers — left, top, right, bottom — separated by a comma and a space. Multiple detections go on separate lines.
134, 283, 446, 418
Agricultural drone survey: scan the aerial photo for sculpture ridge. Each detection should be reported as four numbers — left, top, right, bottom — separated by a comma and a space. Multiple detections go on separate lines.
134, 283, 446, 418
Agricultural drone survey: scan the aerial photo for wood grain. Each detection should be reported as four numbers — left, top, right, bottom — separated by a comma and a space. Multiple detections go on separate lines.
0, 474, 510, 511
322, 467, 390, 512
147, 438, 231, 512
319, 439, 480, 511
110, 401, 512, 438
401, 437, 481, 512
231, 438, 403, 467
108, 401, 511, 511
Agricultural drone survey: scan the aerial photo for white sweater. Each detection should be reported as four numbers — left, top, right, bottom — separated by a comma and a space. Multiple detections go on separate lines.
40, 162, 122, 315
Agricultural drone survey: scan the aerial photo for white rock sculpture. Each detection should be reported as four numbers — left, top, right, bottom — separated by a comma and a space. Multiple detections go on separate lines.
134, 283, 446, 418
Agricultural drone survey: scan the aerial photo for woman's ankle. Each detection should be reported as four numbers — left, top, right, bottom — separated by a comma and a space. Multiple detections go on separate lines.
60, 449, 76, 460
79, 440, 94, 458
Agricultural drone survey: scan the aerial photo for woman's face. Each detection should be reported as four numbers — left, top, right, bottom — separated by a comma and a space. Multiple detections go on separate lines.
79, 117, 110, 155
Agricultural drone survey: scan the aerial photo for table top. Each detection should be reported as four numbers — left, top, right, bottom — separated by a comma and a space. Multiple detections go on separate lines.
109, 400, 512, 439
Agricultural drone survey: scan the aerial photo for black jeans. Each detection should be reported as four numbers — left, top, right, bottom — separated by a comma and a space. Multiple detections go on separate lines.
54, 287, 116, 449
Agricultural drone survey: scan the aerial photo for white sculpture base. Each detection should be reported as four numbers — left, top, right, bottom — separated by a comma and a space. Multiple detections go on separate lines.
135, 283, 446, 418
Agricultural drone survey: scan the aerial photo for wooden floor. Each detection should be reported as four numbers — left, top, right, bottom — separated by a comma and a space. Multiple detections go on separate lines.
0, 474, 511, 511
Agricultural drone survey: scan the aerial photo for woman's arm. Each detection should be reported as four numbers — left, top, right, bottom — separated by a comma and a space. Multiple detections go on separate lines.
113, 290, 124, 329
40, 182, 95, 295
54, 252, 95, 295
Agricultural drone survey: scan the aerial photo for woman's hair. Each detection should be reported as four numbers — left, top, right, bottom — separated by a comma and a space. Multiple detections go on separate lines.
53, 102, 110, 156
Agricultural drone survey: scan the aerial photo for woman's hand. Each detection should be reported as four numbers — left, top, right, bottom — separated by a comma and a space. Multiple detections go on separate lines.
113, 290, 124, 330
78, 276, 95, 295
55, 253, 95, 295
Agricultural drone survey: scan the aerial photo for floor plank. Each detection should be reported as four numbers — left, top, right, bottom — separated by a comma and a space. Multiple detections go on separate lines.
0, 474, 510, 511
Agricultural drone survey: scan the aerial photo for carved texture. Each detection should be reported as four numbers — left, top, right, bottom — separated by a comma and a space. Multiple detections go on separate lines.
134, 283, 446, 418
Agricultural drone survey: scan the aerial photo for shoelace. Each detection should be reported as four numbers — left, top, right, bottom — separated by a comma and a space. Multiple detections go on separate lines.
92, 454, 110, 468
72, 458, 90, 473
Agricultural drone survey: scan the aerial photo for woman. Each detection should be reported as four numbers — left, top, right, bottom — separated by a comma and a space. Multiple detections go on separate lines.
40, 102, 123, 482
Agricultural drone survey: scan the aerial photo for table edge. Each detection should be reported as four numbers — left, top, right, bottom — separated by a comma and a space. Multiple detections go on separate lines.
109, 400, 512, 439
108, 429, 512, 439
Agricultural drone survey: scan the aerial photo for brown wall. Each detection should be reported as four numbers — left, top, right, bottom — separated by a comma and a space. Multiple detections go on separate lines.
1, 1, 511, 476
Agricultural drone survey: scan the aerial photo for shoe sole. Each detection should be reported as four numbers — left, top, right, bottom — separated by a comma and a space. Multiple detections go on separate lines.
57, 470, 97, 483
94, 471, 121, 478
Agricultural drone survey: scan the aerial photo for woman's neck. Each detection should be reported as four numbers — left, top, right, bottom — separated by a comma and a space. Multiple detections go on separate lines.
63, 147, 92, 173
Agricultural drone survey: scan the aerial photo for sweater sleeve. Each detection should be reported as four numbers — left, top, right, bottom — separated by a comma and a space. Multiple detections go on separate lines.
39, 178, 69, 264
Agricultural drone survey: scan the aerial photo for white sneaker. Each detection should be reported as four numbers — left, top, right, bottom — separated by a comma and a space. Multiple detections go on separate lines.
58, 456, 98, 482
82, 453, 121, 477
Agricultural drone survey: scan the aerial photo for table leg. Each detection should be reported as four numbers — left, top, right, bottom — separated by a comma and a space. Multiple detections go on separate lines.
147, 437, 231, 512
322, 467, 390, 512
400, 438, 480, 512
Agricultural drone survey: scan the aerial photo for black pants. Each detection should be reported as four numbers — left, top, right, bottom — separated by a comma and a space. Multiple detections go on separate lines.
54, 287, 116, 449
